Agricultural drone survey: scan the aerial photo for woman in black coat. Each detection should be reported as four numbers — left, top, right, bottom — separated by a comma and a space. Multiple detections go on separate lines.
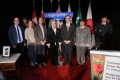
46, 19, 62, 66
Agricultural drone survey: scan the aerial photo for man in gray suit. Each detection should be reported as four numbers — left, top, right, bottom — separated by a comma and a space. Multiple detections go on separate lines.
34, 17, 47, 68
61, 15, 76, 66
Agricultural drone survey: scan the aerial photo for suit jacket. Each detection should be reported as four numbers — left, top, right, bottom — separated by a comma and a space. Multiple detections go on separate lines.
61, 23, 76, 44
75, 26, 91, 47
34, 24, 47, 44
95, 23, 112, 43
46, 28, 62, 47
8, 25, 26, 46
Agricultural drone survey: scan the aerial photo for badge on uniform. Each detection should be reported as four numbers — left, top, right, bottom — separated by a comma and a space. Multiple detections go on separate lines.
99, 30, 101, 32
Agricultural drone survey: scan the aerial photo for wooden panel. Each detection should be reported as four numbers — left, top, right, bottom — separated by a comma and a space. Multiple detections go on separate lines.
0, 63, 16, 71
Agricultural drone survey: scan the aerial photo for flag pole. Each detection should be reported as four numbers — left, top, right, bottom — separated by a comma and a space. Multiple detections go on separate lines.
41, 0, 43, 11
90, 0, 91, 3
79, 0, 80, 5
50, 0, 53, 6
33, 0, 35, 7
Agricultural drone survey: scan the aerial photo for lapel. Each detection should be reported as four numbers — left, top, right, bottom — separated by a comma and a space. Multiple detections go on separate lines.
13, 25, 17, 37
38, 25, 42, 33
69, 23, 72, 30
65, 23, 72, 32
43, 26, 46, 34
51, 28, 58, 36
19, 26, 23, 34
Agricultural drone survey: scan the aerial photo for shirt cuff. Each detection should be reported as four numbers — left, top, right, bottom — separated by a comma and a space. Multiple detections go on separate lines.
59, 42, 62, 45
46, 44, 50, 46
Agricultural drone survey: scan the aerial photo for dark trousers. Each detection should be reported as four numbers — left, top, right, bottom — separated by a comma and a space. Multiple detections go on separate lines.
63, 43, 72, 63
50, 45, 58, 65
37, 44, 45, 64
27, 44, 36, 64
12, 42, 25, 65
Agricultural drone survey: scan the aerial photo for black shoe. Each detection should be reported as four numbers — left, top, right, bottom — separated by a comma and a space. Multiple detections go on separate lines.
81, 64, 84, 67
56, 64, 60, 67
76, 63, 79, 65
63, 63, 67, 66
69, 63, 73, 66
21, 64, 26, 67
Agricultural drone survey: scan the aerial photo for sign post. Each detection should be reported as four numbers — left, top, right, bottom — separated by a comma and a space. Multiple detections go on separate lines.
90, 50, 120, 80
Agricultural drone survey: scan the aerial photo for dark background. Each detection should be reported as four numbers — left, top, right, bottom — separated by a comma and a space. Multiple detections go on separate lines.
1, 0, 120, 53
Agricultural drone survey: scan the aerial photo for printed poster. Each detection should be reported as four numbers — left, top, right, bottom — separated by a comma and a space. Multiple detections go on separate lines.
91, 54, 120, 80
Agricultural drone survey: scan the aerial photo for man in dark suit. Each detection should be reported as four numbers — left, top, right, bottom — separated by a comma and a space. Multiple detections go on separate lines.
61, 15, 76, 66
8, 17, 26, 66
46, 19, 62, 66
95, 15, 112, 50
34, 17, 47, 68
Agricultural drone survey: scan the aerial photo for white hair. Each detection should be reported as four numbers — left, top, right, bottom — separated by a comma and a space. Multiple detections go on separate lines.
50, 19, 57, 25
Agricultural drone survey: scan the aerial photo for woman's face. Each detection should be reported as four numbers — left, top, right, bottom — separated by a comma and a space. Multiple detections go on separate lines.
80, 21, 85, 26
51, 21, 56, 28
28, 21, 33, 27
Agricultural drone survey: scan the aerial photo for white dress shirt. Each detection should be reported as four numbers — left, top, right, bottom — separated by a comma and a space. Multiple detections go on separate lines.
15, 25, 23, 43
39, 25, 44, 40
66, 23, 70, 27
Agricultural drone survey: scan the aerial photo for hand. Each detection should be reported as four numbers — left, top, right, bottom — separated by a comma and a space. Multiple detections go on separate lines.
30, 42, 34, 46
13, 45, 16, 49
59, 44, 61, 46
33, 42, 36, 45
65, 41, 69, 44
66, 40, 71, 44
41, 41, 45, 45
86, 44, 89, 47
74, 43, 76, 45
64, 40, 66, 43
68, 40, 71, 43
24, 43, 26, 46
48, 46, 50, 48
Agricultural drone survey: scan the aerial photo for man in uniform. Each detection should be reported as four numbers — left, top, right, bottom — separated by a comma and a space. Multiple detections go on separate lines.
95, 15, 113, 50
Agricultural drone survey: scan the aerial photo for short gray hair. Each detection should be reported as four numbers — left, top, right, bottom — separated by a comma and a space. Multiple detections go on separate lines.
50, 19, 57, 25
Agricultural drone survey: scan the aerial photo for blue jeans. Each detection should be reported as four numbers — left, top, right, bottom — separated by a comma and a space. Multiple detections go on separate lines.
27, 44, 36, 64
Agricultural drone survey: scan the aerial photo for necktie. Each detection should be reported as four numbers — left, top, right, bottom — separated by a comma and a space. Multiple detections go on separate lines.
17, 26, 21, 41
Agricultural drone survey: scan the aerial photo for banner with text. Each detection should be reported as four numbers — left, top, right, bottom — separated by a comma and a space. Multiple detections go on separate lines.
44, 12, 73, 20
90, 50, 120, 80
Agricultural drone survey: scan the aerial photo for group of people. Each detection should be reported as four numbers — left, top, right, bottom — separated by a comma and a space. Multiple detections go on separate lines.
8, 15, 112, 68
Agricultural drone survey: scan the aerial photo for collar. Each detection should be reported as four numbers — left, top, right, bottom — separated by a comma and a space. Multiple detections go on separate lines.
101, 22, 106, 24
14, 25, 19, 27
52, 28, 56, 31
66, 23, 70, 25
39, 24, 43, 27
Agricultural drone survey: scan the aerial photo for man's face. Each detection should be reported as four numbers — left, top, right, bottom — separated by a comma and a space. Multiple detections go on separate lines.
101, 18, 107, 23
38, 18, 43, 24
65, 16, 71, 23
14, 18, 19, 25
23, 19, 27, 23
